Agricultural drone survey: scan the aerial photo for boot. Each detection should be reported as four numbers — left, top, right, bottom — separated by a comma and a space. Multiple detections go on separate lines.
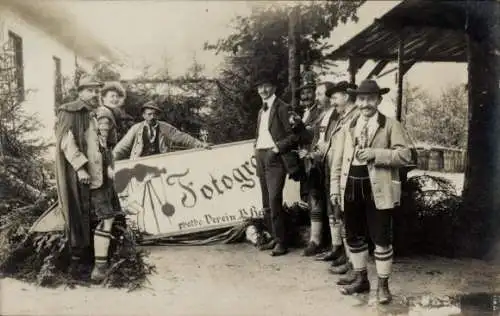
339, 270, 370, 295
90, 262, 109, 284
259, 239, 276, 251
302, 241, 321, 256
68, 257, 90, 281
328, 261, 351, 275
377, 277, 392, 304
271, 243, 288, 256
315, 245, 343, 261
330, 252, 347, 267
337, 265, 356, 285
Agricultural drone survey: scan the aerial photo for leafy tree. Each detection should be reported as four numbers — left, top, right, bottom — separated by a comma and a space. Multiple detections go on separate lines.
204, 1, 364, 144
404, 81, 468, 149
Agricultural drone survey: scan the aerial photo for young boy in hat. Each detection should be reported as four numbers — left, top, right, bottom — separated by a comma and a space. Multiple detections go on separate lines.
329, 79, 412, 304
99, 81, 134, 142
89, 109, 125, 282
113, 101, 209, 160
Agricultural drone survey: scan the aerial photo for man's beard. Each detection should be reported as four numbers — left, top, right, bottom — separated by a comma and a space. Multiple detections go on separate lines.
85, 96, 99, 108
302, 100, 314, 108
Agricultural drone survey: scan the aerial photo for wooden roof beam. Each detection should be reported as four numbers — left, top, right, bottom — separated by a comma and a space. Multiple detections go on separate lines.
366, 60, 390, 79
339, 53, 466, 63
348, 57, 367, 84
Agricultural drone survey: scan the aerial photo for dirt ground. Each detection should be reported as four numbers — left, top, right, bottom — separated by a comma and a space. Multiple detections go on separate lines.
1, 243, 499, 316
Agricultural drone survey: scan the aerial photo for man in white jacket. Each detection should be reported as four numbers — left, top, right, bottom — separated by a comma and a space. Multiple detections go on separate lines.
330, 79, 412, 304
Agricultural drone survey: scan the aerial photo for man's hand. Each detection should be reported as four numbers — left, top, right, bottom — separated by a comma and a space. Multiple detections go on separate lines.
271, 146, 279, 153
330, 194, 340, 206
77, 169, 90, 185
357, 148, 376, 162
330, 194, 342, 219
107, 166, 114, 180
298, 149, 308, 159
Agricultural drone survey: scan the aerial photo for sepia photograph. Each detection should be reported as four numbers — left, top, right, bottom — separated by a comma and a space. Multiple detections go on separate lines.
0, 0, 499, 315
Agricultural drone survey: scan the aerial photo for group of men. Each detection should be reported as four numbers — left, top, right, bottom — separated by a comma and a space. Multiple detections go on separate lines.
55, 77, 209, 283
55, 70, 412, 304
253, 71, 413, 304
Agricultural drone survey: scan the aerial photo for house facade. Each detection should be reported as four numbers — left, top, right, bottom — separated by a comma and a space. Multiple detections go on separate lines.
0, 0, 118, 148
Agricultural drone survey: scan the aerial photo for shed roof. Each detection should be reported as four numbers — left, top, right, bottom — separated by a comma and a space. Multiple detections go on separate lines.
2, 0, 120, 62
326, 0, 474, 63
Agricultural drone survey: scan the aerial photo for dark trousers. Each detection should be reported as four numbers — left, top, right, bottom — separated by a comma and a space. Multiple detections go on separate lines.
256, 149, 287, 244
344, 166, 393, 248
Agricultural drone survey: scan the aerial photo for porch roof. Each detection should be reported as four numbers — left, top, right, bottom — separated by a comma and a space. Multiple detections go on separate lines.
325, 0, 473, 63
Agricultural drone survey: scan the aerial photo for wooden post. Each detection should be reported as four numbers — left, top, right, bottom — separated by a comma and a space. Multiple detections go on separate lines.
348, 57, 357, 84
459, 1, 500, 259
288, 7, 300, 111
396, 34, 404, 122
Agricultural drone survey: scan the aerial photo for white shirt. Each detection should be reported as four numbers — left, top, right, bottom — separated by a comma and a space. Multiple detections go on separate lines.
302, 108, 311, 123
316, 107, 336, 154
319, 107, 335, 142
352, 112, 378, 166
255, 94, 277, 149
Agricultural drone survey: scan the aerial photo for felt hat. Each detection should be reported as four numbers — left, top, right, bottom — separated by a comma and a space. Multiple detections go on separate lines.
330, 81, 358, 94
141, 101, 162, 113
78, 76, 103, 91
347, 79, 390, 95
101, 81, 126, 98
254, 70, 278, 87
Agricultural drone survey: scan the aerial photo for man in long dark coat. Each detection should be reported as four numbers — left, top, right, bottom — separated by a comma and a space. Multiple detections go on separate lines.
55, 76, 121, 280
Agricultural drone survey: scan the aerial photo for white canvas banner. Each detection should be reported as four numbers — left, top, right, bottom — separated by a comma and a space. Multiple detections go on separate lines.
114, 140, 301, 237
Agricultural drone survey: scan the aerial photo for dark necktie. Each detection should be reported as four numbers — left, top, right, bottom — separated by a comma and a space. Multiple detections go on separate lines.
262, 101, 268, 111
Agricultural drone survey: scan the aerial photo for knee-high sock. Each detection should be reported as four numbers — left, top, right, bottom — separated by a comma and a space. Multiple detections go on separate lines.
348, 242, 369, 271
374, 245, 393, 278
340, 225, 351, 260
93, 229, 113, 264
309, 196, 323, 245
93, 219, 115, 264
328, 216, 343, 247
310, 221, 322, 244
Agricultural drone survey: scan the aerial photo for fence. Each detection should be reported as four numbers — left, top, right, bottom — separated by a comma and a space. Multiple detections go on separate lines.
415, 145, 466, 173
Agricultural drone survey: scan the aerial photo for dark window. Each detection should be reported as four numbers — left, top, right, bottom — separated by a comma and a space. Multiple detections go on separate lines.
8, 31, 24, 102
53, 56, 62, 106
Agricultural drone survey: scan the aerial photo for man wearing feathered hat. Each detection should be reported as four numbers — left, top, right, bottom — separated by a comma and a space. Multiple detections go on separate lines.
329, 79, 412, 304
113, 100, 209, 160
253, 70, 303, 256
297, 78, 340, 257
55, 75, 112, 281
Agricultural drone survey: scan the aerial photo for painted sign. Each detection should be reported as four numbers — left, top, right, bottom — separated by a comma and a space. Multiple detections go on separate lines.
114, 140, 301, 237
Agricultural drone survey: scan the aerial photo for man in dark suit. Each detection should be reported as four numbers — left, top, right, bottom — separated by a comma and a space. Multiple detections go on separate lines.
254, 71, 301, 256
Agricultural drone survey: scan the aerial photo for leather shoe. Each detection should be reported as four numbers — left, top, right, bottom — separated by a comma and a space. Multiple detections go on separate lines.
315, 246, 343, 261
302, 241, 321, 256
330, 252, 347, 267
339, 270, 370, 295
336, 265, 356, 285
259, 239, 276, 251
271, 243, 288, 256
90, 262, 108, 284
377, 277, 392, 304
329, 261, 350, 275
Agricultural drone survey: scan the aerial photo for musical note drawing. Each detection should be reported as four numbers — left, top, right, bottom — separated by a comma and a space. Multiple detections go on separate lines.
114, 163, 177, 233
